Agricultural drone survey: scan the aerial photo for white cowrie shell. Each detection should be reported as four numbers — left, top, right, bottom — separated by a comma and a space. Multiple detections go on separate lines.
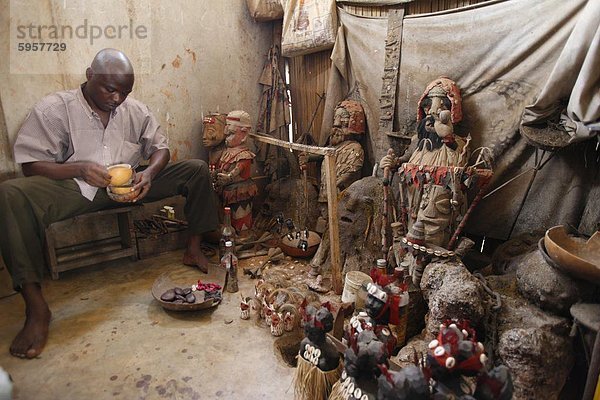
434, 346, 445, 357
445, 356, 456, 368
480, 353, 488, 364
314, 348, 321, 358
428, 339, 439, 349
354, 388, 362, 398
347, 382, 355, 395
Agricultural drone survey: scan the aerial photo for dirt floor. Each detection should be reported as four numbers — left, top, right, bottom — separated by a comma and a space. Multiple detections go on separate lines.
0, 250, 321, 400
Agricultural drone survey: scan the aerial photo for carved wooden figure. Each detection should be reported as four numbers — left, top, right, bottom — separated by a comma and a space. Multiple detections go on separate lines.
381, 77, 468, 248
202, 112, 227, 167
300, 99, 366, 232
213, 110, 258, 232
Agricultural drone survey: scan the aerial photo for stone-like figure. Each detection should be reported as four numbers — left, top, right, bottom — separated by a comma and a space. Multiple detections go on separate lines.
381, 77, 468, 248
300, 99, 365, 232
213, 110, 258, 232
310, 176, 384, 276
202, 112, 227, 166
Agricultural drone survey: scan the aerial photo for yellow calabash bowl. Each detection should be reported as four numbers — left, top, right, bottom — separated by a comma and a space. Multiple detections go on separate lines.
108, 164, 133, 186
107, 185, 140, 203
110, 185, 133, 194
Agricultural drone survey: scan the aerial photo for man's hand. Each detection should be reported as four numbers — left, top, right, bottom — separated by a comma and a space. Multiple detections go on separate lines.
215, 172, 233, 188
131, 170, 152, 202
298, 152, 309, 171
80, 162, 111, 187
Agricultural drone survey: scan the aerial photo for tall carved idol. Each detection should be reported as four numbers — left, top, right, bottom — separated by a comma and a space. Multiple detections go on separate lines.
382, 77, 468, 247
213, 110, 258, 233
300, 99, 365, 232
381, 77, 491, 285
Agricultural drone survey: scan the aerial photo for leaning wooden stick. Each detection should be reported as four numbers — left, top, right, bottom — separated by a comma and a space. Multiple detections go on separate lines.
381, 149, 394, 257
447, 181, 489, 250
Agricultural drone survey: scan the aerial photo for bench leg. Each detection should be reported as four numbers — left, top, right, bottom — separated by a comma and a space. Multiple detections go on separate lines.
117, 211, 138, 261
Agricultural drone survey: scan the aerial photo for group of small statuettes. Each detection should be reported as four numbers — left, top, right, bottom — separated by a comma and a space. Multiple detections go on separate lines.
292, 299, 513, 400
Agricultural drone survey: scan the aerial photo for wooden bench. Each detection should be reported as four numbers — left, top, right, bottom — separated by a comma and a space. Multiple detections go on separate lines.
44, 206, 138, 279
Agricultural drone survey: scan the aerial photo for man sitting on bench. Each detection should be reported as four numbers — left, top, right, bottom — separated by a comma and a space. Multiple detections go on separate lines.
0, 48, 218, 359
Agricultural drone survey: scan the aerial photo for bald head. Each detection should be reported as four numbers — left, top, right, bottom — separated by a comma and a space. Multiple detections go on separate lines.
90, 48, 134, 75
83, 49, 135, 114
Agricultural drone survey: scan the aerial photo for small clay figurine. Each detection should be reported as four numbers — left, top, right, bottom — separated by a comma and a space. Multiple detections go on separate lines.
300, 99, 366, 232
240, 295, 251, 320
293, 302, 343, 400
270, 312, 284, 336
213, 110, 258, 233
202, 112, 227, 166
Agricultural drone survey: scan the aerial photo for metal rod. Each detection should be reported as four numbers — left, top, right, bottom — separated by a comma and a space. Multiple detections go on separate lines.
507, 148, 553, 239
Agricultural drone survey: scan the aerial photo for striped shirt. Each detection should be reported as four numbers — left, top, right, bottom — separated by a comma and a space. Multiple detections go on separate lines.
13, 85, 168, 200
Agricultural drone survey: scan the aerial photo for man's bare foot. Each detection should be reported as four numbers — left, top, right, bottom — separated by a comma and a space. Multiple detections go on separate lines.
10, 283, 51, 359
183, 234, 210, 273
183, 250, 210, 273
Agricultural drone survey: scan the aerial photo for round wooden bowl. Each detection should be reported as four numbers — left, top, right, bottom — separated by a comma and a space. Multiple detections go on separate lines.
279, 231, 321, 258
151, 272, 221, 311
107, 163, 133, 186
107, 185, 140, 203
544, 225, 600, 285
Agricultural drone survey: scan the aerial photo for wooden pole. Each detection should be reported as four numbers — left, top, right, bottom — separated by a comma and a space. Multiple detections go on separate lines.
324, 153, 343, 295
250, 132, 343, 294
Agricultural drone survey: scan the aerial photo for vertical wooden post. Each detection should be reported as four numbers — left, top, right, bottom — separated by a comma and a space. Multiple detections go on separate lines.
324, 153, 343, 295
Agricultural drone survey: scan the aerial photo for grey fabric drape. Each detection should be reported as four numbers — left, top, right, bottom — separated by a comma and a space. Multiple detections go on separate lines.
323, 0, 599, 239
521, 0, 600, 142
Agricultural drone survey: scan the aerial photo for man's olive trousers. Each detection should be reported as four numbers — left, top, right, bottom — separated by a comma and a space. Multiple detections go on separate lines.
0, 160, 218, 290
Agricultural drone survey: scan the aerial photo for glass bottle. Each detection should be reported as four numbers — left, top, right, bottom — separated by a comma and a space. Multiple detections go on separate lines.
219, 207, 235, 258
222, 240, 239, 293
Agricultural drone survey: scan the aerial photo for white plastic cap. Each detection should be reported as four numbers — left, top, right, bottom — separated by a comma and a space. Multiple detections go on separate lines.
225, 241, 233, 247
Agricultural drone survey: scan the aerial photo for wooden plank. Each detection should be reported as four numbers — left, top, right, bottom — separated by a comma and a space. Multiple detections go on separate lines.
55, 248, 137, 273
56, 241, 123, 264
324, 153, 343, 295
249, 133, 336, 156
378, 8, 405, 140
